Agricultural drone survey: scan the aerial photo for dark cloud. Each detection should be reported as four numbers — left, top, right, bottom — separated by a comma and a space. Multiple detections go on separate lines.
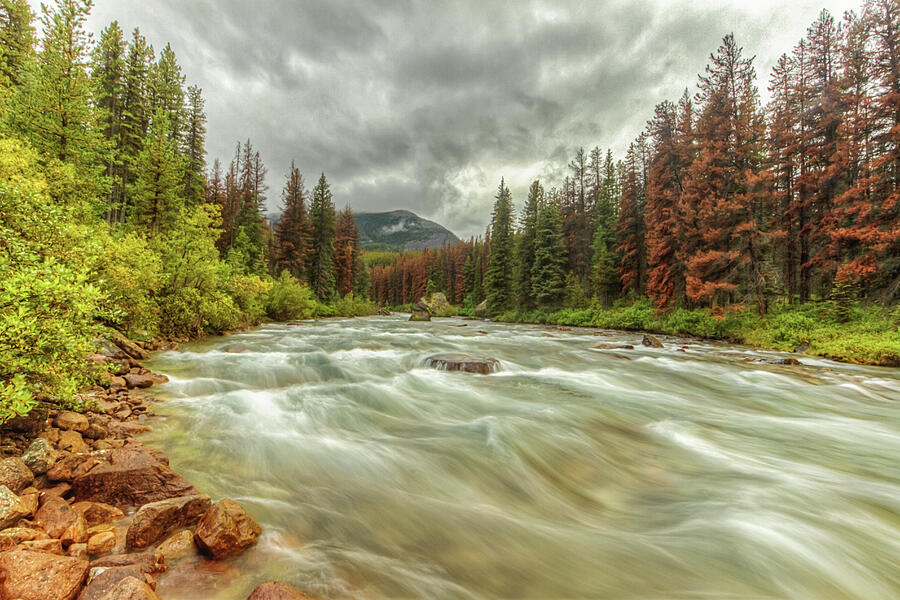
38, 0, 860, 236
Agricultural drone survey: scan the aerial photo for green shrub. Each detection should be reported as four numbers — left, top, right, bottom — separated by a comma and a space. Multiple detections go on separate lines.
266, 271, 317, 320
331, 292, 378, 317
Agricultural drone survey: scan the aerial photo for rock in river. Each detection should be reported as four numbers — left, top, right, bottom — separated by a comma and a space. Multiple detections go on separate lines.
641, 334, 664, 348
247, 582, 320, 599
425, 353, 500, 374
193, 499, 261, 559
409, 300, 431, 322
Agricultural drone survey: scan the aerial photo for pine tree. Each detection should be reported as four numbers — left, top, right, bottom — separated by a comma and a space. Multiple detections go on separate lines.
531, 192, 567, 309
308, 173, 337, 300
617, 144, 645, 296
117, 28, 153, 223
150, 43, 185, 146
128, 110, 184, 236
91, 21, 127, 223
0, 0, 35, 88
182, 85, 206, 206
591, 150, 620, 305
274, 162, 312, 281
334, 206, 361, 297
515, 180, 542, 308
485, 178, 515, 315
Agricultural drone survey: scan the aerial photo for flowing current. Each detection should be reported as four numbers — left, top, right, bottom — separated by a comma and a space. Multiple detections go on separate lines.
143, 316, 900, 600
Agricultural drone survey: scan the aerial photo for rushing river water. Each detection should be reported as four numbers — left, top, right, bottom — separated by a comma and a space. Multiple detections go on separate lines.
143, 316, 900, 600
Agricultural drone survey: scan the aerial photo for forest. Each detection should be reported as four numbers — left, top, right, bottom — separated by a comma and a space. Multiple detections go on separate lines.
2, 0, 900, 423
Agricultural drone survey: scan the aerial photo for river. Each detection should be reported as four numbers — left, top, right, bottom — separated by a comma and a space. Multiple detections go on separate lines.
143, 315, 900, 600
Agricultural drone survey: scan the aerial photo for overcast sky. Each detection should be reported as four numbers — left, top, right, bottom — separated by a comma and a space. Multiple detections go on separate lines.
37, 0, 861, 237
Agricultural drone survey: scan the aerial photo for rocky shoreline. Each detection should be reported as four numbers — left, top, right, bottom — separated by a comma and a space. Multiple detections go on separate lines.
0, 334, 315, 600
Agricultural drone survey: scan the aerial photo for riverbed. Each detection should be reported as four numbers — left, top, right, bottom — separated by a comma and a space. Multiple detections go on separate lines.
144, 316, 900, 599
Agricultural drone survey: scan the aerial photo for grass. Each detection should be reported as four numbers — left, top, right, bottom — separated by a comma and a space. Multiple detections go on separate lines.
491, 299, 900, 367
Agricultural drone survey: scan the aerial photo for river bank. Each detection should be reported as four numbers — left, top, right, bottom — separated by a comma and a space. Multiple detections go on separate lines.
0, 333, 316, 600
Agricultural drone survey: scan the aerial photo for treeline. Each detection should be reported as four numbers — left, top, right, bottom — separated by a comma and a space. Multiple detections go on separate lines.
0, 0, 370, 420
369, 2, 900, 318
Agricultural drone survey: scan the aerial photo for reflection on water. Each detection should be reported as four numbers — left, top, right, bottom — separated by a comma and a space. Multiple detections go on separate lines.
143, 316, 900, 600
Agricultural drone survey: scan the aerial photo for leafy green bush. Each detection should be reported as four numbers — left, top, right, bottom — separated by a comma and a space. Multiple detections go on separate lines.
266, 271, 317, 320
331, 292, 378, 317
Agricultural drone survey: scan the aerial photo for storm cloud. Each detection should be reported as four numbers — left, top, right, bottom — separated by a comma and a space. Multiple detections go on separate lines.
61, 0, 859, 236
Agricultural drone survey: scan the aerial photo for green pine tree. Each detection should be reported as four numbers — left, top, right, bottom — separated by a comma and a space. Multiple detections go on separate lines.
150, 43, 185, 147
531, 194, 567, 310
592, 150, 620, 305
128, 110, 184, 236
515, 180, 542, 309
117, 28, 154, 223
182, 84, 206, 206
308, 172, 337, 300
0, 0, 35, 88
485, 178, 515, 315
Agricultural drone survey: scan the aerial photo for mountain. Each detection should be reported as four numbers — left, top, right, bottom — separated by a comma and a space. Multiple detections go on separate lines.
354, 210, 460, 251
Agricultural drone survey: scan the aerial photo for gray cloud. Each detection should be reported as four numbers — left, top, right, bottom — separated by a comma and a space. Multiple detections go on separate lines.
36, 0, 860, 237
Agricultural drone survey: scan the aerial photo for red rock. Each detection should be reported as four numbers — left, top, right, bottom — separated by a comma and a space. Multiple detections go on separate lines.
70, 443, 195, 509
0, 485, 29, 529
72, 501, 124, 527
19, 488, 39, 516
68, 542, 88, 560
78, 567, 153, 600
90, 552, 167, 577
21, 538, 64, 554
83, 423, 108, 440
86, 531, 116, 556
0, 548, 89, 600
97, 576, 160, 600
41, 482, 74, 500
0, 527, 49, 551
48, 455, 102, 483
193, 499, 261, 559
54, 412, 90, 432
106, 421, 150, 438
123, 374, 154, 389
35, 496, 88, 547
246, 582, 320, 599
58, 430, 90, 454
126, 494, 211, 550
0, 457, 34, 493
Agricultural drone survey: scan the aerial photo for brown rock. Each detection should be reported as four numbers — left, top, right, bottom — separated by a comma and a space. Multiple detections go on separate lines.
68, 542, 88, 560
424, 353, 500, 374
100, 373, 127, 390
21, 538, 64, 554
90, 552, 167, 577
48, 454, 102, 483
123, 374, 154, 389
35, 496, 88, 547
0, 457, 34, 493
93, 439, 125, 451
83, 424, 108, 440
58, 430, 90, 454
0, 527, 49, 551
40, 426, 61, 445
55, 412, 89, 432
0, 548, 89, 600
126, 494, 211, 550
106, 421, 150, 438
641, 333, 664, 348
0, 403, 49, 435
193, 499, 261, 559
154, 555, 239, 598
86, 531, 116, 556
19, 488, 39, 516
78, 567, 153, 600
71, 443, 195, 509
72, 502, 124, 527
593, 344, 635, 350
247, 582, 320, 600
152, 530, 196, 562
109, 332, 151, 361
0, 485, 29, 528
97, 576, 161, 600
41, 482, 74, 500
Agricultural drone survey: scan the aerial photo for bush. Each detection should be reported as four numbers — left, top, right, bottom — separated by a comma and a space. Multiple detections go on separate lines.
331, 292, 378, 317
266, 271, 317, 320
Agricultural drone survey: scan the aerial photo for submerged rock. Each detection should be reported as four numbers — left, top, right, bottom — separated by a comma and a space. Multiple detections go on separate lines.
126, 494, 211, 550
641, 334, 664, 348
425, 353, 500, 374
593, 344, 635, 350
247, 582, 320, 599
96, 575, 161, 600
193, 499, 261, 559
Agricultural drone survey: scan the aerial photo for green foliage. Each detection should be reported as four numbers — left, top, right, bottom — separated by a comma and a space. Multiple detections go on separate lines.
531, 195, 567, 309
90, 230, 162, 333
486, 178, 515, 315
308, 172, 336, 300
266, 271, 316, 321
330, 292, 378, 317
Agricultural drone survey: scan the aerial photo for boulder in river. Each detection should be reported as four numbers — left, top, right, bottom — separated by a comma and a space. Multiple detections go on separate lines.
425, 353, 500, 374
593, 344, 635, 350
409, 300, 431, 321
247, 582, 320, 599
193, 499, 261, 559
641, 334, 664, 348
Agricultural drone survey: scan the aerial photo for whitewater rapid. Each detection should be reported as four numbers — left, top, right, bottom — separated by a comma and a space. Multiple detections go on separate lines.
143, 316, 900, 600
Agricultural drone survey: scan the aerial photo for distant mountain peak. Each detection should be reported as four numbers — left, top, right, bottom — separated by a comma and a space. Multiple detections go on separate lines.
354, 210, 460, 251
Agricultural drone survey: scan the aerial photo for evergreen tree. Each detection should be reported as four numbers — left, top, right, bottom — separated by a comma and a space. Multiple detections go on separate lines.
515, 180, 542, 308
128, 110, 184, 236
117, 28, 153, 223
334, 206, 361, 297
591, 150, 620, 305
308, 173, 336, 300
0, 0, 34, 88
617, 144, 645, 296
273, 162, 312, 281
531, 193, 567, 309
91, 20, 127, 223
182, 85, 206, 206
485, 178, 515, 315
150, 43, 185, 146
